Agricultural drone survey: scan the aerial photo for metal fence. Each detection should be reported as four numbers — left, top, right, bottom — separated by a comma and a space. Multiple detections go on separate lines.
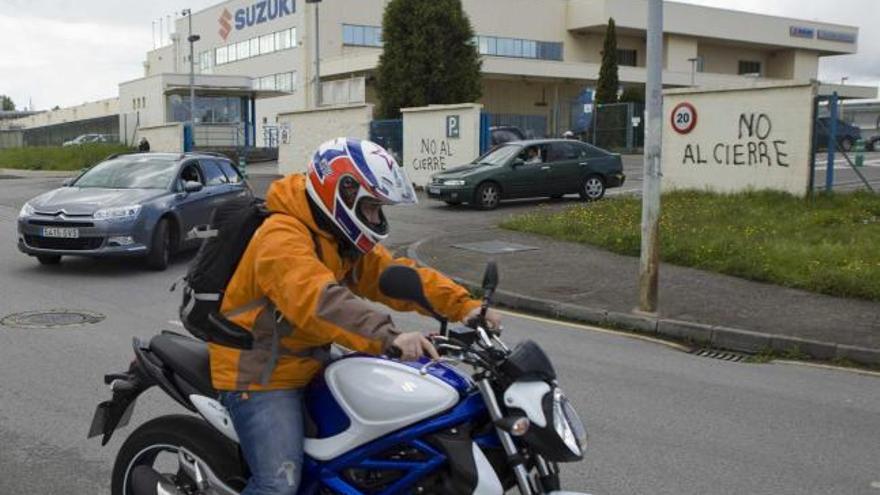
591, 102, 644, 153
21, 115, 119, 147
370, 119, 403, 163
487, 113, 548, 139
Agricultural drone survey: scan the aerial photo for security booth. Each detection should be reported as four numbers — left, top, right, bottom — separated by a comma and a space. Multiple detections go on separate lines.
119, 74, 289, 155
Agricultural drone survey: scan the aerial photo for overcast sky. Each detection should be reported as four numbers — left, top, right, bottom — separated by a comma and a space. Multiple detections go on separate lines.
0, 0, 877, 110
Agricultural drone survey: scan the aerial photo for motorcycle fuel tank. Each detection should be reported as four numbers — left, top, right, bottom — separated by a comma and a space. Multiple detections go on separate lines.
304, 357, 460, 461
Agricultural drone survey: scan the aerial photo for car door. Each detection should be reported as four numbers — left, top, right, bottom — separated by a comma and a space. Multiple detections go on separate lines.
507, 145, 551, 198
543, 142, 583, 195
199, 159, 239, 210
215, 159, 252, 201
173, 160, 213, 247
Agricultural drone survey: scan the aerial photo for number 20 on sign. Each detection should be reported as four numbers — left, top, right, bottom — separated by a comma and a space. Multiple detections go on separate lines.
671, 102, 697, 134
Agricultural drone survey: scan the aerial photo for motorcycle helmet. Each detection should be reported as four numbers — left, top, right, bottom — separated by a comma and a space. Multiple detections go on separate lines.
306, 137, 417, 254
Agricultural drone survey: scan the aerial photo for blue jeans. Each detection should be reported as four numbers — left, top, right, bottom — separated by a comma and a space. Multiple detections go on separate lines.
220, 389, 305, 495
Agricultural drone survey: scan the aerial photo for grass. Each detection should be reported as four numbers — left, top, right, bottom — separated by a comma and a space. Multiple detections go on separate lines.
0, 144, 132, 171
501, 190, 880, 301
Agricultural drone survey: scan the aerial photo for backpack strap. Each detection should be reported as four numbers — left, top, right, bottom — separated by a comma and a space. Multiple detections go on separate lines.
222, 295, 269, 318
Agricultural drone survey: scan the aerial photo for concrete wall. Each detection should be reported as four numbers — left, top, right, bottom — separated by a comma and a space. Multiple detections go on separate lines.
401, 103, 483, 187
6, 98, 118, 129
277, 104, 374, 175
698, 43, 770, 77
662, 82, 816, 197
135, 123, 184, 153
0, 131, 24, 149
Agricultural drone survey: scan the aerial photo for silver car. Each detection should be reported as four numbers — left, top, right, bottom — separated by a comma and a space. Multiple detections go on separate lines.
17, 152, 252, 270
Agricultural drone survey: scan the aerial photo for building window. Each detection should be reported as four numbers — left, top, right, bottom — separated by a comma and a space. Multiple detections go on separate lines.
343, 24, 382, 47
260, 33, 275, 55
275, 29, 291, 51
237, 41, 250, 60
738, 60, 762, 75
474, 35, 563, 61
275, 72, 293, 92
617, 49, 637, 67
227, 43, 238, 63
199, 51, 214, 74
215, 46, 228, 65
250, 38, 261, 57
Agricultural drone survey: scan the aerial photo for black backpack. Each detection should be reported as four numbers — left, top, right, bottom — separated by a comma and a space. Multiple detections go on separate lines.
177, 197, 273, 349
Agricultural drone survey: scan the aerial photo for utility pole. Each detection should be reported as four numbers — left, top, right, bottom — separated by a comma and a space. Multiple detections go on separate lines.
183, 9, 201, 149
639, 0, 663, 313
306, 0, 323, 107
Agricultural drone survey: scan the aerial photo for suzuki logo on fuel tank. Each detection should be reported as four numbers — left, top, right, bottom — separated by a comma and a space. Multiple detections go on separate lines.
230, 0, 295, 33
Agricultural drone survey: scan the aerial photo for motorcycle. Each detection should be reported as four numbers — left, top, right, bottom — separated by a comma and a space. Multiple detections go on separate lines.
88, 262, 589, 495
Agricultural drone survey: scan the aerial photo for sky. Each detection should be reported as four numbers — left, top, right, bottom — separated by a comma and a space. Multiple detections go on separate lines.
0, 0, 877, 111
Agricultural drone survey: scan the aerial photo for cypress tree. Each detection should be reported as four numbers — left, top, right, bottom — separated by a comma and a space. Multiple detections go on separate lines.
595, 18, 619, 105
376, 0, 483, 119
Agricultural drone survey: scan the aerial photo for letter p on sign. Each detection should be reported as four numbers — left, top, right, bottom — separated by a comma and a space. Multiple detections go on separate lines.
446, 115, 460, 138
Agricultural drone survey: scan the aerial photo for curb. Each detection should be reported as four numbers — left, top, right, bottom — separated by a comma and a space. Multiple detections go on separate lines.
407, 239, 880, 368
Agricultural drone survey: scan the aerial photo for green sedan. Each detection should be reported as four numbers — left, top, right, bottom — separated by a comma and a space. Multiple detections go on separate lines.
426, 139, 626, 209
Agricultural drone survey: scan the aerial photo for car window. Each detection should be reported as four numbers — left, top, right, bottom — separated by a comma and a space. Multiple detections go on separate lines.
73, 156, 178, 189
179, 162, 204, 186
215, 160, 243, 184
518, 145, 545, 164
546, 142, 579, 162
474, 144, 523, 166
200, 161, 228, 186
577, 142, 608, 158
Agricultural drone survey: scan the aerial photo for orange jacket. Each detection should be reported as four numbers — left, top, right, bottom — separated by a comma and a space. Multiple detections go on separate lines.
209, 174, 481, 391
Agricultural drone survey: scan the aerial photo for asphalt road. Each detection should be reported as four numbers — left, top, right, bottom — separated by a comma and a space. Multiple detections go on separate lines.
0, 175, 878, 494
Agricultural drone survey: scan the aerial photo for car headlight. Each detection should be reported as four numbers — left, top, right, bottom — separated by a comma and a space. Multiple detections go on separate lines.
94, 205, 142, 221
552, 387, 587, 457
19, 203, 34, 218
443, 179, 467, 186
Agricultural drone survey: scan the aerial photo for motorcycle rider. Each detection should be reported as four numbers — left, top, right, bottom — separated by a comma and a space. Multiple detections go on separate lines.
209, 137, 501, 495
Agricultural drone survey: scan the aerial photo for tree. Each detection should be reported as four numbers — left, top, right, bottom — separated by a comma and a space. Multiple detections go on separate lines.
0, 95, 15, 111
619, 86, 645, 104
595, 18, 619, 105
376, 0, 482, 119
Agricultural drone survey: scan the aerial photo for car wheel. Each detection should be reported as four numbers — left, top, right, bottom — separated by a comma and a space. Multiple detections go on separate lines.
445, 200, 462, 206
146, 219, 171, 271
474, 182, 501, 210
37, 255, 61, 265
840, 137, 853, 152
868, 138, 879, 152
579, 175, 606, 201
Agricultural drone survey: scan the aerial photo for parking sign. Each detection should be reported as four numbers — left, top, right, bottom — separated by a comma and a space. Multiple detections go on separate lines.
446, 115, 460, 138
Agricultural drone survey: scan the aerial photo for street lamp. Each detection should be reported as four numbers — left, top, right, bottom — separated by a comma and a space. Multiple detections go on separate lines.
687, 57, 700, 86
182, 8, 201, 147
306, 0, 322, 107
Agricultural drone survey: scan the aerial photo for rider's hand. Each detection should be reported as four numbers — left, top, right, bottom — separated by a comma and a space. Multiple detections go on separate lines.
390, 332, 440, 361
464, 307, 503, 332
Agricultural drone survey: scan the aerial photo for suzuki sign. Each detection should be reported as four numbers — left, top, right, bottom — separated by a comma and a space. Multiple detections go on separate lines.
219, 0, 296, 40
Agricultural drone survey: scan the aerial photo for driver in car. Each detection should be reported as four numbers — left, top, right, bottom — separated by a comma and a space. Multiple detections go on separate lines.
209, 137, 501, 495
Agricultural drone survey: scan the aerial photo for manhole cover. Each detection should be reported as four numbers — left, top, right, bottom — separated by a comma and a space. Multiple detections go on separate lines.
690, 348, 747, 362
1, 310, 105, 329
452, 240, 539, 254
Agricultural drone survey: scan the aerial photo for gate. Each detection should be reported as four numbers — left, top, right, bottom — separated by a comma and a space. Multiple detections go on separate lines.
591, 102, 643, 153
810, 92, 876, 194
370, 119, 403, 163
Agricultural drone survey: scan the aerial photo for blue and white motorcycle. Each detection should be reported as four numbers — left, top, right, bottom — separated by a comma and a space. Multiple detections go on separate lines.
89, 263, 589, 494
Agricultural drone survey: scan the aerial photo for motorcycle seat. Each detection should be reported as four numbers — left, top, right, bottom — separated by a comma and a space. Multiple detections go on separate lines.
150, 332, 216, 398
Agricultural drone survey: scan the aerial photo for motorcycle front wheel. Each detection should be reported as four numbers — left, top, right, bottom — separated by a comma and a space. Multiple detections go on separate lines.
111, 414, 246, 495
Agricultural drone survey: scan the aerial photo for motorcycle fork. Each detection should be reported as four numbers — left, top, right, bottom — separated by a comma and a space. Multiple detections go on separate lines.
476, 379, 534, 495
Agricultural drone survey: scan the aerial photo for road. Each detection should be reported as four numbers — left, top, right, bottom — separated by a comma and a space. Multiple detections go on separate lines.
0, 174, 878, 494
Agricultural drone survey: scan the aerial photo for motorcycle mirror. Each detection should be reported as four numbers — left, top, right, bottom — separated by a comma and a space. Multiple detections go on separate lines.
482, 261, 499, 292
379, 265, 439, 318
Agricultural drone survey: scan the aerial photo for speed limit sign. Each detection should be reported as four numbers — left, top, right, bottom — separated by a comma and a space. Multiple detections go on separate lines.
671, 102, 697, 134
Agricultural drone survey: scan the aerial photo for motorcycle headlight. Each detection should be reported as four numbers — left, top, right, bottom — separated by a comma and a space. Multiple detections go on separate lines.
552, 387, 587, 457
19, 202, 35, 218
94, 205, 142, 222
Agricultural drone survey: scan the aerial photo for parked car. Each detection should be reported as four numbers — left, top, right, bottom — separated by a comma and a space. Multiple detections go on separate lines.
17, 152, 252, 270
814, 117, 861, 151
489, 125, 526, 146
63, 134, 110, 146
867, 134, 880, 152
427, 139, 625, 209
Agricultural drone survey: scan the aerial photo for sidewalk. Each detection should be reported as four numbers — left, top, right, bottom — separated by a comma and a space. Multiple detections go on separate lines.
411, 228, 880, 366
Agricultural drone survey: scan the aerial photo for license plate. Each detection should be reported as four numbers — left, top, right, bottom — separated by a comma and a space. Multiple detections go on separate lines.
42, 227, 79, 238
428, 187, 440, 195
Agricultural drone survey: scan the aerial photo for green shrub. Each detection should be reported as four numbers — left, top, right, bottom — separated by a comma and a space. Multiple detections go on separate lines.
0, 144, 132, 171
502, 190, 880, 301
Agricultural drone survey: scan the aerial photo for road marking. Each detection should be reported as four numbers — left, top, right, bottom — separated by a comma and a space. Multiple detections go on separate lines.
870, 481, 880, 489
497, 309, 691, 352
771, 360, 880, 378
168, 320, 183, 327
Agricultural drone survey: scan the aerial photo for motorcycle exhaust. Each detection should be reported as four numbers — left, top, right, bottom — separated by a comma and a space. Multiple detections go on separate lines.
130, 465, 183, 495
